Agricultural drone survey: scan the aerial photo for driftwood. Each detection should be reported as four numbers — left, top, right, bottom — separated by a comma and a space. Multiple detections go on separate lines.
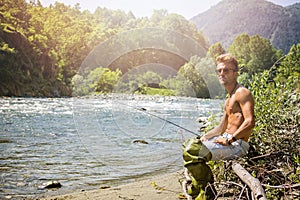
232, 162, 267, 200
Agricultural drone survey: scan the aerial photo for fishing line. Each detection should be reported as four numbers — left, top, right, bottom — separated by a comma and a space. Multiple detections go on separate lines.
117, 101, 200, 137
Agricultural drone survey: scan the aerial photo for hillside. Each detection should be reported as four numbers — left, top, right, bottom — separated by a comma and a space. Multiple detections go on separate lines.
191, 0, 300, 53
0, 1, 207, 97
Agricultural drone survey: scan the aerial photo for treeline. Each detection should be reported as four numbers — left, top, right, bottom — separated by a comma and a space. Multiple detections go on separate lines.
73, 32, 284, 98
0, 0, 297, 99
0, 0, 205, 97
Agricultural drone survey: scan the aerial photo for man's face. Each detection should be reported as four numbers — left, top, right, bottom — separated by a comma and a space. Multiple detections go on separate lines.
216, 62, 238, 85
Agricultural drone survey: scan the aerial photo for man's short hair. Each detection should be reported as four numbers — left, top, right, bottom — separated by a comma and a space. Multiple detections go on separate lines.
216, 54, 238, 71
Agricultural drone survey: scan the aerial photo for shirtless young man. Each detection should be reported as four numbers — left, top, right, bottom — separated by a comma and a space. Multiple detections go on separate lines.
182, 54, 255, 199
200, 53, 255, 160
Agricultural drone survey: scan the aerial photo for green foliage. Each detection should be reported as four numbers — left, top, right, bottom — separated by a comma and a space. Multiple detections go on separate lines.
136, 87, 175, 96
0, 1, 207, 97
160, 75, 196, 97
241, 44, 299, 198
206, 42, 226, 60
178, 56, 209, 98
71, 74, 89, 96
228, 33, 282, 75
0, 1, 296, 101
274, 44, 300, 89
157, 12, 206, 47
176, 55, 224, 98
113, 70, 163, 94
248, 45, 299, 155
72, 67, 122, 95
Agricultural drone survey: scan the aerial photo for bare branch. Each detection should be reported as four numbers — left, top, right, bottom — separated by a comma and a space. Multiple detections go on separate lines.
232, 162, 267, 200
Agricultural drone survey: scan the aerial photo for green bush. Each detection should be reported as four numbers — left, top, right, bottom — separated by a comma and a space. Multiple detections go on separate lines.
248, 44, 299, 157
241, 44, 299, 198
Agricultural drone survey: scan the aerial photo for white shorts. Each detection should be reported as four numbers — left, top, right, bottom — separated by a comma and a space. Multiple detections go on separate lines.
202, 133, 250, 161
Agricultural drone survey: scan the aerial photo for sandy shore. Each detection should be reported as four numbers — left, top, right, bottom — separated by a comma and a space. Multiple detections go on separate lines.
40, 170, 186, 200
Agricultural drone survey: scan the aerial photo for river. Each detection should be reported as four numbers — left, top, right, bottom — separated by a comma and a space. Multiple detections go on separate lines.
0, 95, 223, 199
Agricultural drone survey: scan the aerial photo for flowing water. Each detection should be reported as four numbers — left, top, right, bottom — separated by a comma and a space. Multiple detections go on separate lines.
0, 95, 222, 199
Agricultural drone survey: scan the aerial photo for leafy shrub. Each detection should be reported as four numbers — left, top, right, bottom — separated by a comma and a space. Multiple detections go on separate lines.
241, 44, 299, 198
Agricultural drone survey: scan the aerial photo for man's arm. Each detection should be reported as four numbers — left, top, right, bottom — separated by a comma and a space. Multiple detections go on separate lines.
200, 109, 228, 141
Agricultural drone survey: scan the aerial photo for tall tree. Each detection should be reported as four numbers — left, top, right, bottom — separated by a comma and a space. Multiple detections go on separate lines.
207, 42, 226, 60
178, 56, 210, 98
228, 33, 282, 75
274, 43, 300, 89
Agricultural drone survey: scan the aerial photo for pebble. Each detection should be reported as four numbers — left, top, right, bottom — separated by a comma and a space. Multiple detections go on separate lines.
133, 140, 149, 144
38, 181, 62, 189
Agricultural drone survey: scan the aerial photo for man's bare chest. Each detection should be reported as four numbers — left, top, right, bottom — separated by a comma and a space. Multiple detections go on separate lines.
226, 98, 242, 114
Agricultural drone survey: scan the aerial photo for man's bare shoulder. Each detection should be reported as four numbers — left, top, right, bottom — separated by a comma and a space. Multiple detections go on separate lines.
235, 86, 254, 103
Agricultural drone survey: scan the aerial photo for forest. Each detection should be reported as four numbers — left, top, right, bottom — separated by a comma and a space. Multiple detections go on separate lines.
0, 0, 288, 98
1, 0, 208, 97
1, 0, 299, 198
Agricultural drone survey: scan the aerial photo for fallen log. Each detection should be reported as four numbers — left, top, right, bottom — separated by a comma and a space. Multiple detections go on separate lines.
232, 162, 267, 200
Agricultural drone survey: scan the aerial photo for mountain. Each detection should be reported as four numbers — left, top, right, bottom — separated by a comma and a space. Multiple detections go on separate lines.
190, 0, 300, 53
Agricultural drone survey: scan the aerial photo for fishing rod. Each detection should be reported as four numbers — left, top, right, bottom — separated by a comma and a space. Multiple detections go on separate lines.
117, 101, 200, 136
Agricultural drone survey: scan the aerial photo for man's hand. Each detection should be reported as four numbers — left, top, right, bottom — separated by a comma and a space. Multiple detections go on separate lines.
214, 136, 229, 146
200, 135, 207, 142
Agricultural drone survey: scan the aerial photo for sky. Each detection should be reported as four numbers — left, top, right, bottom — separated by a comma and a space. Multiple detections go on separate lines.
38, 0, 300, 19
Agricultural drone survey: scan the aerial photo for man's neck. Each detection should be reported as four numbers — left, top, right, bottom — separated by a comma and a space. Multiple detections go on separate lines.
226, 81, 238, 97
